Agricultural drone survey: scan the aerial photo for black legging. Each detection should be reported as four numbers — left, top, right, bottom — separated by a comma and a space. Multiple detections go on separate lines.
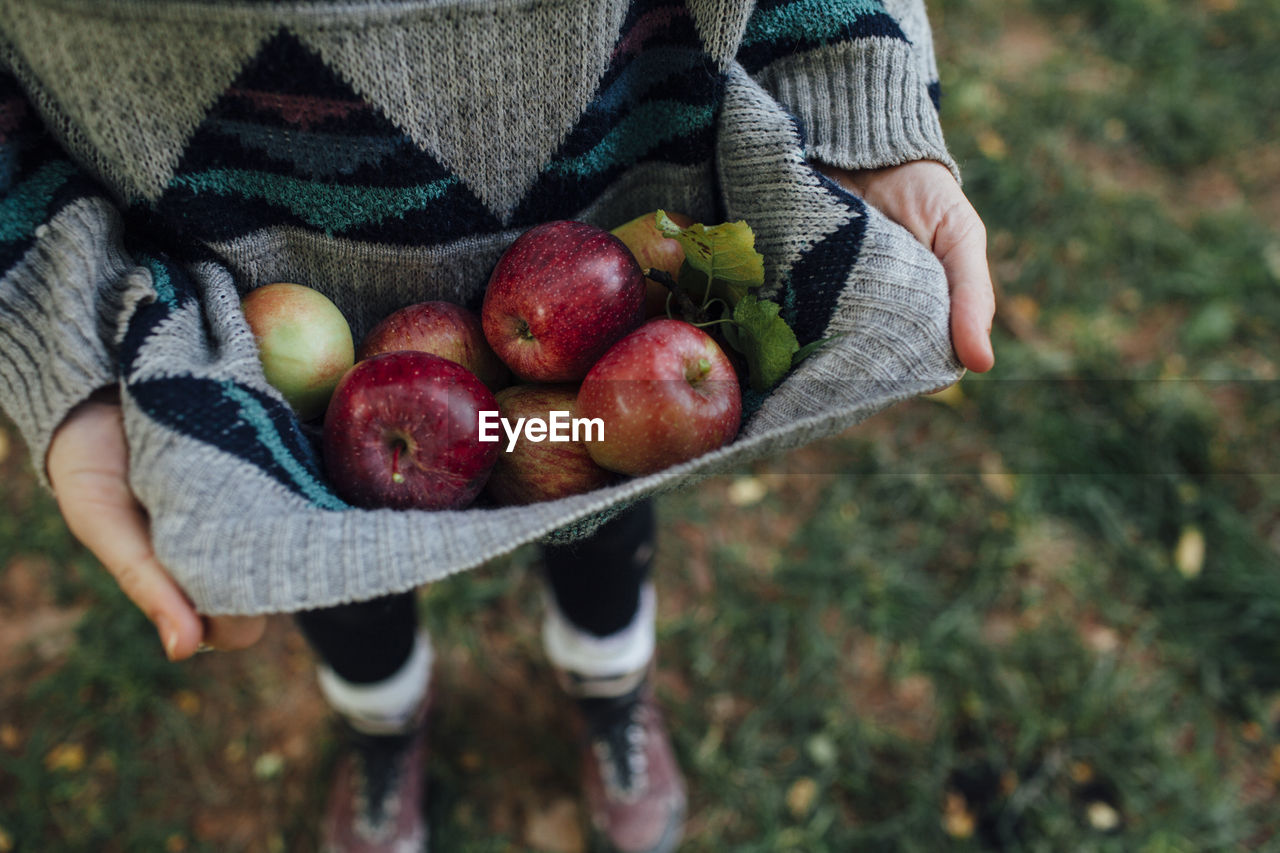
295, 500, 656, 684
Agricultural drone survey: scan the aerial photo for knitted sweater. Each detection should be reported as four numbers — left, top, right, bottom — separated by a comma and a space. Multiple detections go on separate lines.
0, 0, 963, 615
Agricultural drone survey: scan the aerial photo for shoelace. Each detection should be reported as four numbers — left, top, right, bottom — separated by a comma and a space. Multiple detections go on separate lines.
349, 730, 415, 831
581, 687, 650, 802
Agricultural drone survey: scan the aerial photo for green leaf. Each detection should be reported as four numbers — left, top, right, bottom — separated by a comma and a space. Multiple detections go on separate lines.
656, 210, 765, 305
792, 334, 841, 367
720, 318, 743, 352
731, 295, 800, 391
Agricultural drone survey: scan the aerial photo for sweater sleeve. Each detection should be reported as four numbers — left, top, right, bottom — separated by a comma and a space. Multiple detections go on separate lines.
735, 0, 958, 180
0, 67, 149, 485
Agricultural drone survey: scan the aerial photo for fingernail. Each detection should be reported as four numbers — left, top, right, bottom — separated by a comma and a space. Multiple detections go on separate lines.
161, 623, 180, 660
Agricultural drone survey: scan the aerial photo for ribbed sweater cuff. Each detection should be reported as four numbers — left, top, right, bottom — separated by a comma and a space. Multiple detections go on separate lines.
0, 198, 140, 487
752, 38, 960, 184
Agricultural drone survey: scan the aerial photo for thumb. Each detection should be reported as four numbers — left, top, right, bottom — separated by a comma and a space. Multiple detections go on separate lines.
934, 199, 996, 373
46, 399, 264, 659
58, 475, 206, 660
55, 469, 266, 658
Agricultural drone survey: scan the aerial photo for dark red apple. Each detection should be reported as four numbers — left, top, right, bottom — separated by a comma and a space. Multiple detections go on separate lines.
357, 300, 509, 391
482, 384, 615, 505
323, 351, 500, 510
611, 210, 694, 319
577, 318, 742, 477
482, 220, 645, 382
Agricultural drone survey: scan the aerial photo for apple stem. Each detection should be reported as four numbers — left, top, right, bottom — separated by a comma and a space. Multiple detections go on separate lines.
645, 268, 707, 323
391, 441, 405, 484
685, 357, 712, 385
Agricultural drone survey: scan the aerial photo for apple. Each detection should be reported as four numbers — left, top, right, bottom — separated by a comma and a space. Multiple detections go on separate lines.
357, 300, 509, 391
241, 282, 354, 421
611, 210, 694, 318
322, 351, 500, 510
483, 384, 614, 505
482, 220, 645, 382
577, 318, 742, 477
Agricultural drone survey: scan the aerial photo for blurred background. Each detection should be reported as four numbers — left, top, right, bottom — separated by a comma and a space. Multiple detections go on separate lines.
2, 0, 1279, 849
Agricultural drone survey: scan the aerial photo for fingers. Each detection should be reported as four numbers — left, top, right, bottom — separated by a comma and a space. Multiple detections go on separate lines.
934, 198, 996, 373
55, 469, 206, 659
47, 400, 264, 660
815, 161, 996, 372
202, 614, 268, 651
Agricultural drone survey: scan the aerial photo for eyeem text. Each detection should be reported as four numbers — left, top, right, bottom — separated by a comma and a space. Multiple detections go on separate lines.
478, 410, 604, 452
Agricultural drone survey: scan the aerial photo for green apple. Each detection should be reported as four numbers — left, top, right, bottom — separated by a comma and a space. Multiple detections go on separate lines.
611, 210, 694, 318
241, 282, 354, 421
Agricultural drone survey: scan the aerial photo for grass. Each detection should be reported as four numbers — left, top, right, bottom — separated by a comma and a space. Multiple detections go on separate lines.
3, 0, 1280, 849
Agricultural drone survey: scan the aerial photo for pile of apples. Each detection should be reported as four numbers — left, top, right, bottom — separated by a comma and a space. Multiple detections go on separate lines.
241, 213, 743, 512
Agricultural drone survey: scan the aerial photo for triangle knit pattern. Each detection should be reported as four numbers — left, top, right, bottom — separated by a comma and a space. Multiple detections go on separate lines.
0, 0, 963, 614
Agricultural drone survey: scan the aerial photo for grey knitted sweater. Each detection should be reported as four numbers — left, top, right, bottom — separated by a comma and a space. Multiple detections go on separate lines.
0, 0, 962, 614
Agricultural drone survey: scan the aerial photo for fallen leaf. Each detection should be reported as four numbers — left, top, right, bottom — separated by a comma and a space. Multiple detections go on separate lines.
45, 742, 86, 773
253, 752, 284, 780
1086, 801, 1121, 832
1174, 525, 1206, 578
923, 382, 965, 408
786, 777, 818, 819
1070, 761, 1095, 783
977, 128, 1008, 160
173, 690, 201, 716
942, 791, 975, 838
727, 476, 767, 507
804, 733, 837, 768
980, 454, 1017, 501
522, 797, 585, 853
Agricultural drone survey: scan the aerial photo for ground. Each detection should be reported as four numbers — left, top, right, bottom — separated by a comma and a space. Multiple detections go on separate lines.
3, 0, 1280, 850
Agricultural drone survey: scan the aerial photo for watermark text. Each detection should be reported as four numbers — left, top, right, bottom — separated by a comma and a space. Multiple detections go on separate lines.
478, 410, 604, 452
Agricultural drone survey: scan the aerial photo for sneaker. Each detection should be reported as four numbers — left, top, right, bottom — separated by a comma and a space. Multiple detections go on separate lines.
319, 709, 430, 853
575, 680, 687, 853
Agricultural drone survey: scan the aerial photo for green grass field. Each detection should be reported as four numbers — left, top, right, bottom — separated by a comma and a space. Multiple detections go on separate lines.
3, 0, 1279, 849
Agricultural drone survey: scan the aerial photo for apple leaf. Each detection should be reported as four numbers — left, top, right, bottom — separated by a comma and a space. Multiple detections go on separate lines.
651, 211, 824, 391
792, 335, 839, 367
656, 210, 765, 304
731, 295, 800, 391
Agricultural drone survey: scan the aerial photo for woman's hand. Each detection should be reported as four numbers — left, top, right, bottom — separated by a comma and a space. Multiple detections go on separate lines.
818, 160, 996, 373
46, 394, 266, 660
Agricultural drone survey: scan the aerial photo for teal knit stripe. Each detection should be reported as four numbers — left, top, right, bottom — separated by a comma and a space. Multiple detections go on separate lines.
220, 380, 347, 511
741, 0, 887, 47
139, 255, 178, 307
0, 160, 77, 243
169, 169, 459, 233
547, 100, 716, 179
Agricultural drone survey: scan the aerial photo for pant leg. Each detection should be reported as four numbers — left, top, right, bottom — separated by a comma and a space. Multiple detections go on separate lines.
540, 499, 655, 637
295, 591, 419, 684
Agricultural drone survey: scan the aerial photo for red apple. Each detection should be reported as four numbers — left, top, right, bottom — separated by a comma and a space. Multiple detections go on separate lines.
577, 318, 742, 476
482, 220, 645, 382
241, 282, 354, 421
482, 384, 614, 505
357, 300, 509, 391
611, 210, 694, 319
322, 351, 499, 510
